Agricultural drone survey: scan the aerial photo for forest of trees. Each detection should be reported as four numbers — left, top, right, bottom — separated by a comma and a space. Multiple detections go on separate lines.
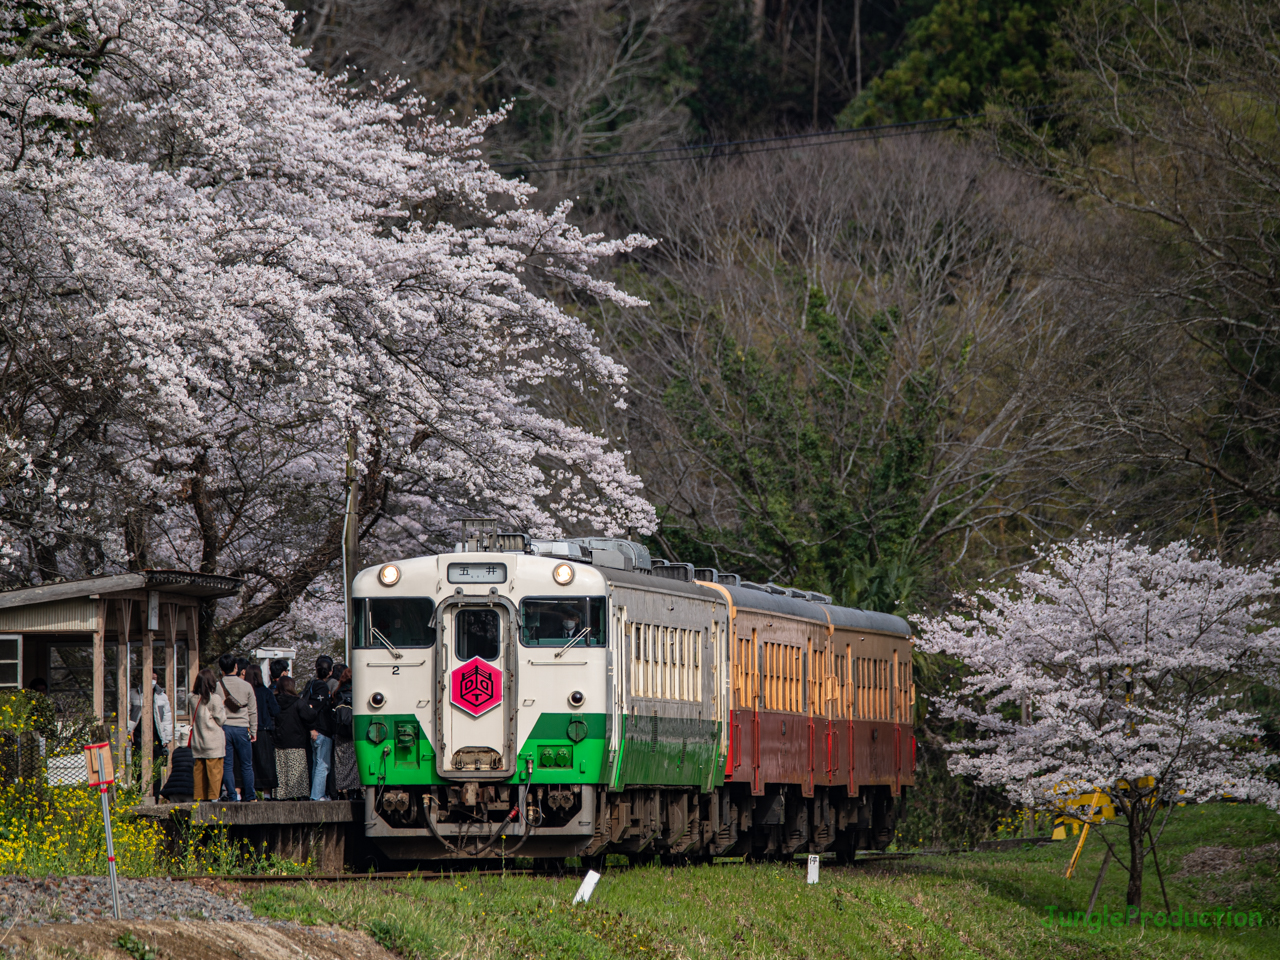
5, 0, 1280, 843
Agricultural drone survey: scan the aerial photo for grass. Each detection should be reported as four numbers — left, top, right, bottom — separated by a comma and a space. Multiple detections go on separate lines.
244, 803, 1280, 960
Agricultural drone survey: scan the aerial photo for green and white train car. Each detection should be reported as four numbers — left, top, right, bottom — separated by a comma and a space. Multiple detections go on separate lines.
354, 530, 914, 864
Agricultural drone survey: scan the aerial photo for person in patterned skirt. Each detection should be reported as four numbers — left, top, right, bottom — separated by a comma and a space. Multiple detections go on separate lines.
272, 677, 310, 800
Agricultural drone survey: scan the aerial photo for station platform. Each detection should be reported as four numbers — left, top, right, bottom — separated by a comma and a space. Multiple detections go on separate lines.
132, 799, 361, 872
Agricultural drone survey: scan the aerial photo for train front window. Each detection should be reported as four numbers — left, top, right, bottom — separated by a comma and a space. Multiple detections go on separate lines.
520, 597, 605, 648
354, 598, 436, 648
456, 608, 501, 661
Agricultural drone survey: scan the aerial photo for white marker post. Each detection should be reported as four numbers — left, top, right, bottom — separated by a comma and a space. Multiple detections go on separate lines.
84, 742, 121, 919
807, 854, 820, 884
572, 869, 602, 904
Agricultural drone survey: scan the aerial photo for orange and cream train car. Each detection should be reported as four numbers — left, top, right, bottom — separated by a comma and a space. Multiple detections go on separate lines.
706, 574, 915, 860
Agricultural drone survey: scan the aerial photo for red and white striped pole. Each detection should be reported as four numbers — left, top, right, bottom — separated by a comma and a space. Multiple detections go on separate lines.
85, 743, 121, 920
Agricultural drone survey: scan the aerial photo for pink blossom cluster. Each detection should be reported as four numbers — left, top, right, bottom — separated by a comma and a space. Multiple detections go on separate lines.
0, 0, 656, 633
918, 537, 1280, 813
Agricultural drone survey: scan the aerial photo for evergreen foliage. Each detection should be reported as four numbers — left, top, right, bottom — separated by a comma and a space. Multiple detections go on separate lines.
839, 0, 1067, 126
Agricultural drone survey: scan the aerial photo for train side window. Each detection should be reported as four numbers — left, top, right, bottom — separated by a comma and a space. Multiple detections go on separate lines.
357, 598, 436, 648
456, 608, 501, 661
519, 597, 605, 647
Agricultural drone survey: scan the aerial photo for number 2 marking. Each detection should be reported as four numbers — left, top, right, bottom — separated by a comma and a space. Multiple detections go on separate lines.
392, 666, 400, 675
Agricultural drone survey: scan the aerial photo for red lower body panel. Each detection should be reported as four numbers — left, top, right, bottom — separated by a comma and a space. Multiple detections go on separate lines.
725, 709, 914, 796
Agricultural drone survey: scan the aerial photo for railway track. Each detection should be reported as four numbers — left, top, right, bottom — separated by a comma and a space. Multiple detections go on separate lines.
184, 851, 918, 884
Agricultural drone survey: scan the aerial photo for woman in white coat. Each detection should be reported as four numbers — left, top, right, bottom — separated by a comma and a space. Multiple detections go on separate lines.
189, 668, 226, 800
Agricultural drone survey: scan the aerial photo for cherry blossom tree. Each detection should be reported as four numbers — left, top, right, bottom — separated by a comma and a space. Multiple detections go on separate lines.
918, 537, 1280, 914
0, 0, 656, 652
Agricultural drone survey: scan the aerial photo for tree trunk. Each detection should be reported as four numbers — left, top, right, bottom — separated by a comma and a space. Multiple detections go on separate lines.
1126, 813, 1144, 917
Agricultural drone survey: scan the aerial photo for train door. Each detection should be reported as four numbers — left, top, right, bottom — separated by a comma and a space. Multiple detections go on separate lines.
437, 602, 514, 778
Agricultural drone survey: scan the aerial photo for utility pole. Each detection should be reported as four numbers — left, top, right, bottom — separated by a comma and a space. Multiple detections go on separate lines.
854, 0, 862, 96
342, 433, 359, 664
813, 0, 824, 129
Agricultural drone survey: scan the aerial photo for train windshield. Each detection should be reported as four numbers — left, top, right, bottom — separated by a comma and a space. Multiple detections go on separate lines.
520, 597, 605, 648
354, 597, 436, 648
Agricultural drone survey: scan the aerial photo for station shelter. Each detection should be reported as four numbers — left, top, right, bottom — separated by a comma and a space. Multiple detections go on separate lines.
0, 570, 241, 789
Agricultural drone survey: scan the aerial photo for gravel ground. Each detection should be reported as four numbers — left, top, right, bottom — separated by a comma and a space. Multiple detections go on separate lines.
0, 876, 257, 925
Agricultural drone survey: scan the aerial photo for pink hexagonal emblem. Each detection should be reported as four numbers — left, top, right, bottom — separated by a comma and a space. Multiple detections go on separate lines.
450, 657, 503, 716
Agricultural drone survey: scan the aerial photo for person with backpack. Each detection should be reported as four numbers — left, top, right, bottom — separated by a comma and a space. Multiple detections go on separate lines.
217, 652, 258, 801
299, 655, 335, 801
188, 668, 226, 801
272, 676, 309, 799
331, 667, 359, 797
247, 664, 280, 799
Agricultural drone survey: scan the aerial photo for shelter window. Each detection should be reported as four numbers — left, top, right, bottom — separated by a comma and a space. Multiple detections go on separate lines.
355, 597, 437, 649
0, 635, 18, 688
520, 597, 605, 648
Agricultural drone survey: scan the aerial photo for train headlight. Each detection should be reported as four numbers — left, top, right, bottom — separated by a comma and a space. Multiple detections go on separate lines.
378, 563, 401, 586
553, 562, 574, 586
369, 691, 385, 708
568, 690, 585, 708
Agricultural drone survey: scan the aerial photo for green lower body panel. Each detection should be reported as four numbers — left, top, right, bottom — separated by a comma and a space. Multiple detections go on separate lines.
354, 712, 610, 787
516, 712, 608, 785
614, 713, 722, 791
355, 714, 445, 785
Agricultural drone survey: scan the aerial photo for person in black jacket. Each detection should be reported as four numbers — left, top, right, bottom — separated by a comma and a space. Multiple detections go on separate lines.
246, 664, 280, 798
300, 656, 335, 800
331, 668, 359, 797
159, 746, 195, 803
273, 677, 310, 800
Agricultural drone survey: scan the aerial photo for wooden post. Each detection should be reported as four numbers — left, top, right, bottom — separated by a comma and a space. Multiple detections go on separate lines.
186, 607, 199, 692
115, 599, 133, 785
141, 629, 154, 799
163, 603, 178, 757
93, 599, 106, 721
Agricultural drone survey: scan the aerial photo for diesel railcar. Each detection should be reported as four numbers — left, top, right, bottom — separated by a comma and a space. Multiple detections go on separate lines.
351, 530, 914, 863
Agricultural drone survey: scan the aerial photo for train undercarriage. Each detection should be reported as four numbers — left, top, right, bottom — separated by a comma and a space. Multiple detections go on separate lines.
364, 782, 902, 864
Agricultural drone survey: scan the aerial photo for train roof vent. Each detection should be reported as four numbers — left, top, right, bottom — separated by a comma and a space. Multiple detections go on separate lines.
739, 580, 769, 593
528, 539, 589, 560
762, 582, 790, 596
567, 538, 652, 571
651, 560, 695, 582
806, 591, 833, 603
458, 518, 530, 553
694, 568, 743, 586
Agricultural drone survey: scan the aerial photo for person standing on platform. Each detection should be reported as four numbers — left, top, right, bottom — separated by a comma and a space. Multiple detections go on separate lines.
269, 658, 290, 695
247, 664, 280, 799
189, 669, 226, 800
272, 677, 309, 800
217, 653, 257, 801
129, 670, 174, 797
331, 667, 359, 798
300, 656, 334, 801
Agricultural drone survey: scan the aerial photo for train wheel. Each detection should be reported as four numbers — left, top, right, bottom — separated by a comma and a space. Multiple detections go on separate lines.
626, 850, 656, 868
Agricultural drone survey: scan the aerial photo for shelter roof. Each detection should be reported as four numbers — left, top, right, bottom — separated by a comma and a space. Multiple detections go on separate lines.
0, 570, 242, 610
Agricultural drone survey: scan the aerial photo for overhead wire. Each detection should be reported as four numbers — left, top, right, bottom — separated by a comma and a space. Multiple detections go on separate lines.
486, 105, 1056, 176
